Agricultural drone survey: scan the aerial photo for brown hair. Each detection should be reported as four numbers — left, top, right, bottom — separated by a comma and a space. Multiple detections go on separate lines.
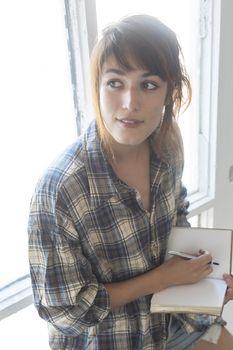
90, 14, 191, 163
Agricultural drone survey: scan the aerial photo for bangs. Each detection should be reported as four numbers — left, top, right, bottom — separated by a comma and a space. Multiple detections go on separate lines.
100, 26, 169, 81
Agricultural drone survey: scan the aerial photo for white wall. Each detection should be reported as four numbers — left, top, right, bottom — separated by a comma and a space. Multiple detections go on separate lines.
215, 0, 233, 331
214, 0, 233, 230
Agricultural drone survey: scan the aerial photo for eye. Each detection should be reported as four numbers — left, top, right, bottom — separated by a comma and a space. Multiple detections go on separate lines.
107, 80, 123, 88
142, 81, 159, 90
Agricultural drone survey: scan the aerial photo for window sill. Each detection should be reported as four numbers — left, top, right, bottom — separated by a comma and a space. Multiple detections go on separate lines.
0, 275, 32, 321
1, 304, 49, 349
187, 191, 215, 218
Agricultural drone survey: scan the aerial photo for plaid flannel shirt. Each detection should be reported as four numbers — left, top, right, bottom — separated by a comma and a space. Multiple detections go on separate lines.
28, 121, 215, 349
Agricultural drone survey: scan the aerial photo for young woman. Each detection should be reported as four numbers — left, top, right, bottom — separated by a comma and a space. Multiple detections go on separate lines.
28, 14, 233, 349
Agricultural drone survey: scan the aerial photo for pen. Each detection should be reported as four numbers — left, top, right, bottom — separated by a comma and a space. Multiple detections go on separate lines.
168, 250, 220, 265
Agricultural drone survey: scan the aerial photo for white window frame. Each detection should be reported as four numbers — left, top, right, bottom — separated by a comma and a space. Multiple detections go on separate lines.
187, 0, 221, 218
64, 0, 96, 132
0, 275, 32, 321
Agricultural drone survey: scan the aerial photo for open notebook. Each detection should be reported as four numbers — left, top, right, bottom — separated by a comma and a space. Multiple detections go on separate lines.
150, 227, 232, 316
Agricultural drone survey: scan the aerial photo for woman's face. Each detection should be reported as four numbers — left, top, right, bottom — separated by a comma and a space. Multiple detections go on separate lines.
99, 54, 168, 147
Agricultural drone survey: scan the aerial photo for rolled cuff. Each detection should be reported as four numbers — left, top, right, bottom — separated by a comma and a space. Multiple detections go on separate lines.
37, 283, 111, 336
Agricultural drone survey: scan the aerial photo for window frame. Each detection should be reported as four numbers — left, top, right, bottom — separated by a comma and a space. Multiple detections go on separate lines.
187, 0, 221, 221
64, 0, 96, 133
0, 275, 32, 321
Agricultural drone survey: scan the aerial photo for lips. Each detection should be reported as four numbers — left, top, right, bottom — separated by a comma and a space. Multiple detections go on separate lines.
117, 118, 143, 125
116, 118, 144, 129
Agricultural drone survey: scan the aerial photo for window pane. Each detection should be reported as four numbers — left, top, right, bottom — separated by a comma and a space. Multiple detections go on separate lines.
0, 0, 76, 287
189, 208, 214, 228
95, 0, 200, 194
1, 305, 49, 349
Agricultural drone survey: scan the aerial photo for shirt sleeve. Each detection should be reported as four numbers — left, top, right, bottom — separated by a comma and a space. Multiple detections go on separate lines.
28, 178, 111, 336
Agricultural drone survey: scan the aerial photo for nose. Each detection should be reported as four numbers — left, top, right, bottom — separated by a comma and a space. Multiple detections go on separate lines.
122, 87, 141, 112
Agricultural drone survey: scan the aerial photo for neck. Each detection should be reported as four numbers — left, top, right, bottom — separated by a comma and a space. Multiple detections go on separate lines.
107, 139, 150, 164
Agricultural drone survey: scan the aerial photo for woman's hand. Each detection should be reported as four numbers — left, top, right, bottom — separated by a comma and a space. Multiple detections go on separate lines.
156, 253, 213, 289
104, 252, 213, 308
223, 273, 233, 304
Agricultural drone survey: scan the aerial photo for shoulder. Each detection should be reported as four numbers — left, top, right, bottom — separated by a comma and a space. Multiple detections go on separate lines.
33, 121, 99, 200
37, 138, 85, 194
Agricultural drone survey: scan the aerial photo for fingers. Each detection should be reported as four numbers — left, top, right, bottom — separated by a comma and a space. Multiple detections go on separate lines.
188, 253, 213, 280
202, 263, 213, 277
165, 252, 213, 285
195, 252, 212, 265
199, 249, 209, 255
171, 251, 213, 271
223, 273, 233, 304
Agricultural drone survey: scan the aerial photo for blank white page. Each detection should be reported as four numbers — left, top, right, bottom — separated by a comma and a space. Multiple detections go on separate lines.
166, 227, 232, 279
151, 278, 227, 313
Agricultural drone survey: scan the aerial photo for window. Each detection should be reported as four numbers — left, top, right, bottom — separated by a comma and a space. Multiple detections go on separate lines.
0, 0, 76, 312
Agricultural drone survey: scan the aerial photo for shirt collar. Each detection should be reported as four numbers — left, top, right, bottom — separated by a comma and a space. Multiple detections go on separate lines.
83, 121, 170, 209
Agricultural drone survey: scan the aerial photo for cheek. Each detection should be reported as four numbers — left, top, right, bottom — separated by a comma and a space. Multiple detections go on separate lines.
99, 90, 108, 117
100, 91, 118, 116
145, 102, 164, 119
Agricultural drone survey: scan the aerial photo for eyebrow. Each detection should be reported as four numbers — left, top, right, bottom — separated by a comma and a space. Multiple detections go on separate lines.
104, 68, 159, 78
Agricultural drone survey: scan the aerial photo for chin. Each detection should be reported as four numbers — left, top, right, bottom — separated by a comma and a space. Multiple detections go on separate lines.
115, 137, 145, 146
